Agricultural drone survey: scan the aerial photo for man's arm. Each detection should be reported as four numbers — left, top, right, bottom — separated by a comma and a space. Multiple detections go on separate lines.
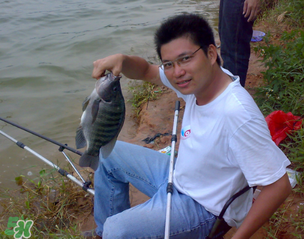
92, 54, 163, 86
232, 173, 292, 239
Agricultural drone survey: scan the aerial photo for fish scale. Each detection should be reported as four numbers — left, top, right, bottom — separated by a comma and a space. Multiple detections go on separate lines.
93, 105, 124, 140
75, 73, 125, 170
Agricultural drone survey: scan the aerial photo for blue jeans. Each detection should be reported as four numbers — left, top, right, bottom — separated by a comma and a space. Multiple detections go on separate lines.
94, 141, 216, 238
219, 0, 254, 87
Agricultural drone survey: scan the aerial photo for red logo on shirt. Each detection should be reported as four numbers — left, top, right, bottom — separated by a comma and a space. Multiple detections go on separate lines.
181, 125, 191, 140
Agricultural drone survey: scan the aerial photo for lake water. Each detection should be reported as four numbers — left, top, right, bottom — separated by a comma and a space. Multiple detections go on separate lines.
0, 0, 220, 188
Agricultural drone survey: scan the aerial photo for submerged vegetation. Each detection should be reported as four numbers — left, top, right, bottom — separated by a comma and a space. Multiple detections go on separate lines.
1, 0, 303, 238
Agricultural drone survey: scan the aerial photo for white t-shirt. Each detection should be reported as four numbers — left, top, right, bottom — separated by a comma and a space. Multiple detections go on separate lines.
159, 67, 291, 228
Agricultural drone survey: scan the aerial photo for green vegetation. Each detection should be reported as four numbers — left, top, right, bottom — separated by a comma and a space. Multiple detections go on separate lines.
259, 0, 304, 27
253, 0, 304, 171
253, 0, 304, 237
254, 30, 304, 116
128, 81, 165, 116
0, 167, 93, 238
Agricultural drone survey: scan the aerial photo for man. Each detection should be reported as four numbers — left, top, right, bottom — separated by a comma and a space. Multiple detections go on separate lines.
219, 0, 261, 87
91, 14, 291, 238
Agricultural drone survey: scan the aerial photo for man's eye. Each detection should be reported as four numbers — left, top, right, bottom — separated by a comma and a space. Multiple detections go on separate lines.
163, 62, 173, 68
180, 55, 191, 62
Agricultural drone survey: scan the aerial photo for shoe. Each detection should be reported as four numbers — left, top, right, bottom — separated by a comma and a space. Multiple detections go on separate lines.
81, 230, 102, 239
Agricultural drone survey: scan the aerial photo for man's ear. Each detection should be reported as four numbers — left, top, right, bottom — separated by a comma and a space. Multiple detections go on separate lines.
207, 44, 218, 65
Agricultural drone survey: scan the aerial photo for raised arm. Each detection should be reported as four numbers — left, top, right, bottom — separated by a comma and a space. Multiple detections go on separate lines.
92, 54, 163, 86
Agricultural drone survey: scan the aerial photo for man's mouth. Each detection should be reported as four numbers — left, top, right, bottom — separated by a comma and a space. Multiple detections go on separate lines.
176, 79, 191, 87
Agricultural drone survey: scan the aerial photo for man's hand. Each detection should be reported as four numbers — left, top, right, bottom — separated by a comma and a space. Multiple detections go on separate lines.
92, 54, 161, 85
243, 0, 261, 22
92, 54, 125, 79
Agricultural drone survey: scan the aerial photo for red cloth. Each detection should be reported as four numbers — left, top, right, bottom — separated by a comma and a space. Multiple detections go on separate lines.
265, 110, 303, 145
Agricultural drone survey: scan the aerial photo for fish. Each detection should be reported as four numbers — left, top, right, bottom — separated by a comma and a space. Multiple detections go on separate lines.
75, 73, 125, 170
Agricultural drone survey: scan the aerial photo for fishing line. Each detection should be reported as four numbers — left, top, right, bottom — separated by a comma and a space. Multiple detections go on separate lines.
0, 116, 83, 156
0, 130, 95, 195
0, 117, 94, 193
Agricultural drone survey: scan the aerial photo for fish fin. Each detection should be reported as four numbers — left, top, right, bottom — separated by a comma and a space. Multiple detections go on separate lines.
82, 96, 90, 112
75, 126, 87, 149
79, 152, 99, 171
91, 99, 100, 124
100, 137, 118, 159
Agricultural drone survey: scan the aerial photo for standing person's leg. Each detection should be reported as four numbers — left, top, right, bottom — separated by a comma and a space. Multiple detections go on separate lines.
93, 141, 171, 237
219, 0, 253, 87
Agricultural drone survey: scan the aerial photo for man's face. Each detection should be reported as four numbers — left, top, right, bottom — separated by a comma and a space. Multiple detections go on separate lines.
160, 37, 215, 99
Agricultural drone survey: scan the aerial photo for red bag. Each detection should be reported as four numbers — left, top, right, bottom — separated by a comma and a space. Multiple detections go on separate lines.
265, 110, 303, 145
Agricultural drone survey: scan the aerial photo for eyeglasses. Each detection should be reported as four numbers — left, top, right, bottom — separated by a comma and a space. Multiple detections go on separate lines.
160, 46, 202, 71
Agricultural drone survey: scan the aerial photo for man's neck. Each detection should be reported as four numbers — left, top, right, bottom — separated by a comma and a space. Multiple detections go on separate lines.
195, 67, 232, 106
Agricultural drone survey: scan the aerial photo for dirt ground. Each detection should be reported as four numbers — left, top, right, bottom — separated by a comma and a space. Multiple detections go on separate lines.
78, 22, 303, 238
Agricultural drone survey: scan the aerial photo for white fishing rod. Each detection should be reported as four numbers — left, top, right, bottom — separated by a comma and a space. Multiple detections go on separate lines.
164, 100, 180, 239
0, 130, 95, 196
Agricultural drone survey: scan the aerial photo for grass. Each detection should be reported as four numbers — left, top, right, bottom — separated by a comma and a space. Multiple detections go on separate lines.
253, 0, 304, 237
258, 0, 304, 28
253, 30, 304, 116
0, 167, 94, 239
127, 81, 167, 117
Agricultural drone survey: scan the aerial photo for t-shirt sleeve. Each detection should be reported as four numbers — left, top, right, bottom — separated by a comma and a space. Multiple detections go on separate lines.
228, 117, 291, 187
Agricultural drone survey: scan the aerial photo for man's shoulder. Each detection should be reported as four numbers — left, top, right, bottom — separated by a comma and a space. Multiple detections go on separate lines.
222, 85, 264, 129
227, 84, 259, 113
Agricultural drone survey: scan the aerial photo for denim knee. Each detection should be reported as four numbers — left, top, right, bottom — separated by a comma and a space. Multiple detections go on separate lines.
103, 215, 131, 239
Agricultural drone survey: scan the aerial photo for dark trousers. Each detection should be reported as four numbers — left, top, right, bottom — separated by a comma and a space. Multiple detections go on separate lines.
219, 0, 254, 87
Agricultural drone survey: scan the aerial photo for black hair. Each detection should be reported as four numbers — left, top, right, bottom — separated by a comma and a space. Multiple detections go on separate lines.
154, 13, 221, 66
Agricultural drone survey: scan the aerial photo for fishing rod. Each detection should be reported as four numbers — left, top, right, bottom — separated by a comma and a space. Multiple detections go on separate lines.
0, 130, 94, 195
0, 116, 83, 156
0, 117, 93, 193
164, 100, 180, 239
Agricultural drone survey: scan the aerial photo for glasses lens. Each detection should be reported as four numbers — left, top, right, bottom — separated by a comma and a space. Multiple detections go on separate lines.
162, 47, 201, 71
163, 62, 173, 70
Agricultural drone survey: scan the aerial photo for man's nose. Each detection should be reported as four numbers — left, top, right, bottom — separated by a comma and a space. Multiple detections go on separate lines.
173, 62, 185, 77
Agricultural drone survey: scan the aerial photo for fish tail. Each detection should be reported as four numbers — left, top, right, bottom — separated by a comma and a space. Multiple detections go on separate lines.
79, 152, 100, 171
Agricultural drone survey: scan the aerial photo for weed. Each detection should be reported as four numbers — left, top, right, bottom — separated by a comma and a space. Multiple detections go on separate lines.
254, 30, 304, 116
280, 127, 304, 194
258, 0, 304, 27
128, 81, 166, 116
284, 0, 304, 27
0, 168, 94, 238
253, 1, 304, 238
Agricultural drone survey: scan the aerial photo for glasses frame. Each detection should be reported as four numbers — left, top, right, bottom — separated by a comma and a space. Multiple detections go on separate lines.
160, 46, 202, 71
